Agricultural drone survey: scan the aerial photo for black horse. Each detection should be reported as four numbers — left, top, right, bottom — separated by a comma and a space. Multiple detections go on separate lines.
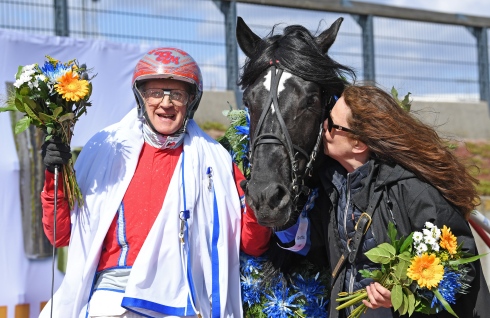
237, 16, 355, 275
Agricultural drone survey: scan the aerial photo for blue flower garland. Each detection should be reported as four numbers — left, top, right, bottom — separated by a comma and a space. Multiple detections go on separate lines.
219, 107, 330, 317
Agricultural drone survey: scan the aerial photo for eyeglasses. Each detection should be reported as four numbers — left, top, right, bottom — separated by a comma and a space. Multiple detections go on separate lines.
143, 88, 189, 107
326, 111, 355, 134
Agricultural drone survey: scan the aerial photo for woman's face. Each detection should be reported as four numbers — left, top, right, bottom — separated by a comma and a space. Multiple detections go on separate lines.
322, 96, 357, 166
142, 79, 190, 135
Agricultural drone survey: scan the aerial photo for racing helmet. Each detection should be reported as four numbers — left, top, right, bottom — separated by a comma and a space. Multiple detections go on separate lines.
132, 47, 203, 120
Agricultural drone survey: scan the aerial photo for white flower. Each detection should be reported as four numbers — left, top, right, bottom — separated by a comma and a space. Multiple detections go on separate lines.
416, 243, 428, 255
423, 228, 432, 237
425, 222, 435, 229
424, 236, 436, 246
432, 227, 441, 240
28, 80, 39, 90
37, 74, 47, 82
431, 244, 440, 252
13, 79, 24, 88
23, 63, 37, 71
13, 73, 32, 88
413, 231, 423, 243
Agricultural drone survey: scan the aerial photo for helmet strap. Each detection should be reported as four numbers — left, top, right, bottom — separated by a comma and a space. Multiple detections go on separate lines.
142, 119, 186, 149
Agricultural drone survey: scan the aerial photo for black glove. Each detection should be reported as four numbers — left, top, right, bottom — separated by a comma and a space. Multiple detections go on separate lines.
41, 137, 72, 173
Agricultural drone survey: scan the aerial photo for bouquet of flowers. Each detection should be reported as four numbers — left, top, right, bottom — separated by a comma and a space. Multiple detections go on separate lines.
0, 56, 95, 209
240, 253, 329, 317
217, 107, 251, 179
336, 222, 485, 318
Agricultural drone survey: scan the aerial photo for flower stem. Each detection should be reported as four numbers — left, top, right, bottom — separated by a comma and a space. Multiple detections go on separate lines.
336, 291, 368, 310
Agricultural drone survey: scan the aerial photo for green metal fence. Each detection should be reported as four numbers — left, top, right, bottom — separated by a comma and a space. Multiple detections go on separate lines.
1, 0, 488, 101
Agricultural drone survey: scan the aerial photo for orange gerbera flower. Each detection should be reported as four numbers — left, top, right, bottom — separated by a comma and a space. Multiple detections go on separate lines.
54, 70, 89, 102
439, 225, 458, 255
407, 253, 444, 289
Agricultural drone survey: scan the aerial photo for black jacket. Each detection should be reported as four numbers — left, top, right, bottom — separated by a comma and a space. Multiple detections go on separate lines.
321, 158, 490, 318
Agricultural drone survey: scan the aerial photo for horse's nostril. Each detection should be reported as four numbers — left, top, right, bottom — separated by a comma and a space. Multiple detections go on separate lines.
265, 184, 290, 210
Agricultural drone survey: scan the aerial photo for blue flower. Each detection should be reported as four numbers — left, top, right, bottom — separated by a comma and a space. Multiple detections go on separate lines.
240, 253, 265, 275
293, 273, 326, 302
235, 107, 250, 140
41, 61, 70, 82
302, 297, 329, 318
241, 273, 263, 306
236, 124, 249, 136
263, 286, 300, 318
431, 269, 461, 308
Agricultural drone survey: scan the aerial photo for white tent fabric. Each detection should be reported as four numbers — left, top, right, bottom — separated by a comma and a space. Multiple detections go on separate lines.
0, 29, 148, 318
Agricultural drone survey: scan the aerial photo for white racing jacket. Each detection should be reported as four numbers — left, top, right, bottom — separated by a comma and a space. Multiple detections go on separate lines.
40, 108, 243, 318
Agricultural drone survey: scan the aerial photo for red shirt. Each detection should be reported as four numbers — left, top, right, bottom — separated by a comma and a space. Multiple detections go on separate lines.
41, 143, 270, 271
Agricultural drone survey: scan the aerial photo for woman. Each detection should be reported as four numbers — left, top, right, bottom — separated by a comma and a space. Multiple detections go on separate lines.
321, 85, 490, 318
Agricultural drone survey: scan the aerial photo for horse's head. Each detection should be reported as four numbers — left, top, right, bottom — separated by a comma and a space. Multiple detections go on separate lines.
237, 17, 354, 228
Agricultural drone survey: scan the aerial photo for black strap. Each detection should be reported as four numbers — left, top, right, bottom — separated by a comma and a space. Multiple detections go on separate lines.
331, 189, 383, 282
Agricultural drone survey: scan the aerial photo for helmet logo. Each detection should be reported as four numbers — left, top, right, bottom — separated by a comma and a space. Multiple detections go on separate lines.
148, 49, 180, 65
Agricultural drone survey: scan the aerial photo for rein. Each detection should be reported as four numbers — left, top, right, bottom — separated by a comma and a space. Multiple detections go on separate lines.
249, 64, 325, 203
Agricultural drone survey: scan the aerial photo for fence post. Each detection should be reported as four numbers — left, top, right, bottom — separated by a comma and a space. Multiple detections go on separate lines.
213, 0, 241, 106
54, 0, 69, 37
352, 14, 376, 83
467, 26, 490, 103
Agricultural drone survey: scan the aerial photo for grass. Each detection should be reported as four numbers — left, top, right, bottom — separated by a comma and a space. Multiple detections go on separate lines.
454, 141, 490, 196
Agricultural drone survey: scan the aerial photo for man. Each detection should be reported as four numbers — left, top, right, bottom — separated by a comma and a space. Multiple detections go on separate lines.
40, 47, 270, 318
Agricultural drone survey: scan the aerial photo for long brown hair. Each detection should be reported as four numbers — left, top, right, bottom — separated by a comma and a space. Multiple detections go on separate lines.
342, 85, 479, 218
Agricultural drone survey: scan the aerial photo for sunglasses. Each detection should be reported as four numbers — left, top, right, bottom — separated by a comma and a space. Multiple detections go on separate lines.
326, 111, 355, 134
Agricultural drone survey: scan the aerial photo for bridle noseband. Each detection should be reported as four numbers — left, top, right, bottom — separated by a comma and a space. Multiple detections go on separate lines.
249, 64, 326, 204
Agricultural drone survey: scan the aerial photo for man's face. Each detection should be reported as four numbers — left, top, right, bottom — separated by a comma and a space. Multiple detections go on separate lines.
142, 79, 191, 135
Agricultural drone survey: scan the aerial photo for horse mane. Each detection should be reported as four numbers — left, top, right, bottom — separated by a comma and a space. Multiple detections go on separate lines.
238, 24, 356, 97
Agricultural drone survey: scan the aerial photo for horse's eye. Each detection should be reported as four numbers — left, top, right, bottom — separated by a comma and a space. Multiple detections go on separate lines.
306, 95, 320, 107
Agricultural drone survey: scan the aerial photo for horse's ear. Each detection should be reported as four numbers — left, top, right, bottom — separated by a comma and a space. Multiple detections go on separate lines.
315, 17, 344, 54
236, 16, 262, 57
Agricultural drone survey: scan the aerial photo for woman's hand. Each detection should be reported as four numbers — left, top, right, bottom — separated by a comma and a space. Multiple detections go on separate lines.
362, 282, 392, 309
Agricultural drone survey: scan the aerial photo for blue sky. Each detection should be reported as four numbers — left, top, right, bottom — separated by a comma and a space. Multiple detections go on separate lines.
356, 0, 490, 16
234, 0, 490, 101
2, 0, 489, 100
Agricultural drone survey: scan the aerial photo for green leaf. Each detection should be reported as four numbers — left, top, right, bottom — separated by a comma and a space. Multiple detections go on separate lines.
433, 289, 459, 317
23, 102, 41, 124
399, 291, 409, 315
391, 284, 403, 311
359, 269, 373, 278
37, 80, 50, 99
365, 243, 396, 264
0, 105, 17, 112
399, 233, 413, 253
53, 106, 64, 118
393, 258, 410, 280
388, 222, 397, 245
19, 86, 30, 96
39, 112, 55, 122
391, 86, 399, 101
14, 116, 31, 134
402, 92, 412, 112
59, 113, 75, 122
448, 253, 487, 266
15, 97, 25, 112
15, 65, 23, 79
404, 287, 415, 316
398, 251, 412, 263
22, 96, 40, 112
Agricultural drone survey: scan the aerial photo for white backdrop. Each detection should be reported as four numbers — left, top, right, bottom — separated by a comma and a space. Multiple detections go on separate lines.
0, 29, 148, 318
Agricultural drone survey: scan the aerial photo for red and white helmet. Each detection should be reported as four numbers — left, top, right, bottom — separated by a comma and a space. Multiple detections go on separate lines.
132, 47, 203, 119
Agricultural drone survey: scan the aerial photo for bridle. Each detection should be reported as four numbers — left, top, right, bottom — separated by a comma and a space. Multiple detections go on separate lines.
248, 64, 327, 204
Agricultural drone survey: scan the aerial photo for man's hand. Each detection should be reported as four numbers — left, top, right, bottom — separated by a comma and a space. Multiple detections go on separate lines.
41, 137, 72, 172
